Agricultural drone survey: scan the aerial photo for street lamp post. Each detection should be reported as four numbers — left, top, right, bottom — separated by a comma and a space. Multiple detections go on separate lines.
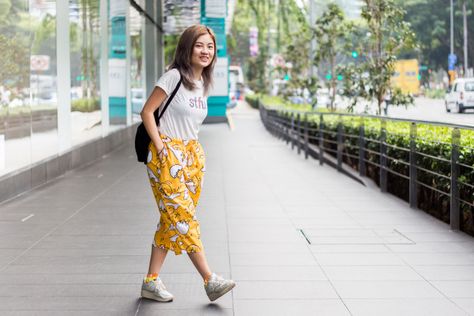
450, 0, 454, 55
463, 0, 469, 76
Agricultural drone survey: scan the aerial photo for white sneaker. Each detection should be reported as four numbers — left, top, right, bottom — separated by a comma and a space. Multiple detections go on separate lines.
204, 273, 236, 301
141, 277, 174, 302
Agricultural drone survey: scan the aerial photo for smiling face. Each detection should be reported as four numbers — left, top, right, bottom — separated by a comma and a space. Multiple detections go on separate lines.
191, 34, 215, 71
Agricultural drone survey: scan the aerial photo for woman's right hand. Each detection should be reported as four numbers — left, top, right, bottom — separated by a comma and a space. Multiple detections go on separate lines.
154, 140, 165, 154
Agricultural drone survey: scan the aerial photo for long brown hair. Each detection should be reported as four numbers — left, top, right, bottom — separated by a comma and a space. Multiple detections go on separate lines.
168, 25, 217, 95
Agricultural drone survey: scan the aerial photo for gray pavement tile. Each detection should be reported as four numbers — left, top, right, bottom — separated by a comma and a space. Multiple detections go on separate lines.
0, 284, 140, 297
231, 265, 328, 281
343, 298, 468, 316
331, 280, 444, 298
0, 273, 143, 285
0, 297, 140, 312
0, 312, 131, 316
290, 217, 361, 227
414, 266, 474, 281
229, 241, 309, 254
386, 242, 474, 253
452, 299, 474, 315
230, 252, 317, 266
303, 228, 380, 237
397, 252, 474, 265
234, 299, 351, 316
307, 235, 387, 245
431, 281, 474, 298
401, 232, 474, 243
313, 253, 406, 266
228, 230, 303, 243
138, 304, 233, 316
23, 247, 149, 257
309, 244, 390, 253
2, 262, 147, 274
233, 280, 338, 299
323, 266, 423, 281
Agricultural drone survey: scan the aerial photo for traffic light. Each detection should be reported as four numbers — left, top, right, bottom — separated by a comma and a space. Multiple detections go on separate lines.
325, 73, 332, 80
351, 51, 358, 58
337, 74, 343, 81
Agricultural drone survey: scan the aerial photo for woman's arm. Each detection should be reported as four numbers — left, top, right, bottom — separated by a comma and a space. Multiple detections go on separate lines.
140, 86, 168, 153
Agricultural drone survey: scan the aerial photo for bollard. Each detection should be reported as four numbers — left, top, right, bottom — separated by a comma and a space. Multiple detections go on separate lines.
450, 128, 461, 230
359, 123, 366, 177
289, 112, 295, 150
409, 123, 417, 209
319, 114, 324, 165
337, 117, 343, 172
304, 114, 309, 159
380, 120, 387, 193
297, 113, 302, 155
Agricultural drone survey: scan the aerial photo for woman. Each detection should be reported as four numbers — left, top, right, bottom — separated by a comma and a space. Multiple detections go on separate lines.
139, 25, 235, 303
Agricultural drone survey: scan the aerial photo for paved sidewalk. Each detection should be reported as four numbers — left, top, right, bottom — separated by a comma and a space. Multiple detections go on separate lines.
0, 102, 473, 315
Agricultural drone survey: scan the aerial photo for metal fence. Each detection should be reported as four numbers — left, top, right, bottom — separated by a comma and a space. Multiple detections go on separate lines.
259, 103, 474, 234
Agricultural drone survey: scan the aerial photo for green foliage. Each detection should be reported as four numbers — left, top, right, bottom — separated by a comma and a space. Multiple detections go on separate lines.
71, 98, 100, 112
0, 34, 29, 90
230, 0, 309, 93
397, 0, 473, 73
313, 3, 354, 111
356, 0, 418, 114
424, 88, 446, 99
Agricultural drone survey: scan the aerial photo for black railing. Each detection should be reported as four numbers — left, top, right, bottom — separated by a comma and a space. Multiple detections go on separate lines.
259, 102, 474, 236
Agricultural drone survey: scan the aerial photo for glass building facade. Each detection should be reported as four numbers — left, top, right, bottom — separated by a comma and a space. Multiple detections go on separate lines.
0, 0, 149, 178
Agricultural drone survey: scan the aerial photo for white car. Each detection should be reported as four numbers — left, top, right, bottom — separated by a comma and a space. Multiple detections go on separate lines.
131, 88, 144, 114
445, 78, 474, 113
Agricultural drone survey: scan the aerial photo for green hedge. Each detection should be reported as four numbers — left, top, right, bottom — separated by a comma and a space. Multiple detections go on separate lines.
269, 105, 474, 236
71, 98, 100, 112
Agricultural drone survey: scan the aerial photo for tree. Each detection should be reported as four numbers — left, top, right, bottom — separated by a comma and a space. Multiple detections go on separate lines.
396, 0, 473, 75
229, 0, 308, 93
313, 3, 353, 111
358, 0, 417, 114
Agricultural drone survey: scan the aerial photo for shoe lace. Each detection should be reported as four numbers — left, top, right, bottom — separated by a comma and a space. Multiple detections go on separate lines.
156, 279, 167, 291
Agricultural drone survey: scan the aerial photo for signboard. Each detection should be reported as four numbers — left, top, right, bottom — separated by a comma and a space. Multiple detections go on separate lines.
249, 27, 259, 57
30, 55, 50, 71
448, 53, 457, 71
108, 59, 127, 98
201, 17, 226, 57
209, 57, 229, 97
205, 0, 226, 18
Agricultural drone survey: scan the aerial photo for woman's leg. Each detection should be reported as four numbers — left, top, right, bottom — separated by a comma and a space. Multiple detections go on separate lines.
147, 245, 168, 275
187, 250, 212, 281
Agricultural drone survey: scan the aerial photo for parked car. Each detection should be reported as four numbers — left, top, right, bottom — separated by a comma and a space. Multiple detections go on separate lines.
445, 78, 474, 113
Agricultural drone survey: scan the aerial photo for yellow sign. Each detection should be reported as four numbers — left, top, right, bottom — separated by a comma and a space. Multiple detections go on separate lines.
392, 59, 420, 95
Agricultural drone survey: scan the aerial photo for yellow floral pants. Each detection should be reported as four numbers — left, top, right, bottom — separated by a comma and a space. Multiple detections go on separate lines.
146, 134, 205, 255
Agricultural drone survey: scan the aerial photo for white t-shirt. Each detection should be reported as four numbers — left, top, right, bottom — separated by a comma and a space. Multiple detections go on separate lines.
155, 69, 208, 140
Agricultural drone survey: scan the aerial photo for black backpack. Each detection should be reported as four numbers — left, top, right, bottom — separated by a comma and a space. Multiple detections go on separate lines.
134, 78, 182, 164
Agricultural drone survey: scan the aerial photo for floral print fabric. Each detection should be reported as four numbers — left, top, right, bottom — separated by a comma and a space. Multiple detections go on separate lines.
146, 134, 205, 255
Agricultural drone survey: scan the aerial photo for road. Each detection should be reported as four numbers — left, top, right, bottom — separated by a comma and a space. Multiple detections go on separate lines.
351, 97, 474, 127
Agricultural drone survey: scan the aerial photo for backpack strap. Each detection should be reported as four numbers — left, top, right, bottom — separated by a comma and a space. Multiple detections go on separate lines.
154, 76, 182, 126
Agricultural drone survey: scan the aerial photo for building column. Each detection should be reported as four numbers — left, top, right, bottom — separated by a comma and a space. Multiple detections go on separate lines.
100, 0, 110, 136
144, 0, 156, 98
56, 0, 72, 153
156, 0, 165, 76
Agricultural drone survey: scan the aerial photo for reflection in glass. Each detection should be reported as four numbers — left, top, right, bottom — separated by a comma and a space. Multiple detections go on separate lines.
30, 0, 59, 163
70, 0, 102, 145
130, 5, 144, 123
0, 1, 32, 175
